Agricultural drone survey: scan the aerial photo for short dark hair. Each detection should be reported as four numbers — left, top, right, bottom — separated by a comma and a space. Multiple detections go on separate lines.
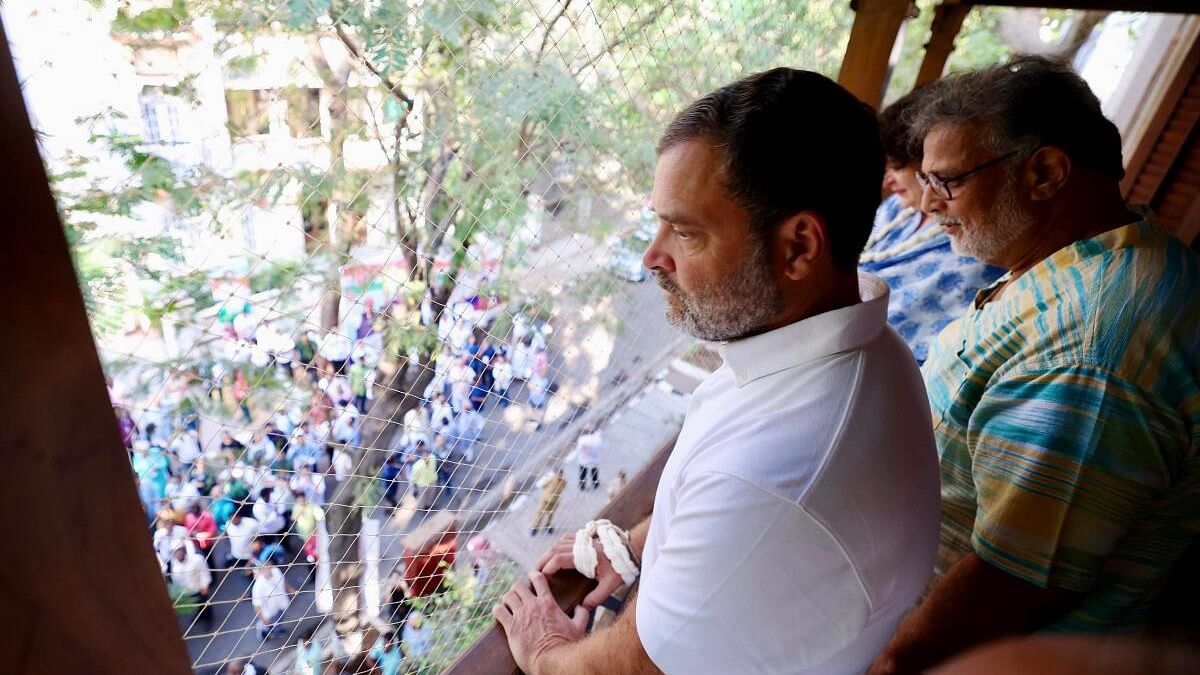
913, 55, 1124, 180
879, 87, 929, 168
658, 67, 883, 270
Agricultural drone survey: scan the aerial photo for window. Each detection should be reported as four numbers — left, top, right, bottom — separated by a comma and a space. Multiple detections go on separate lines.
283, 88, 322, 138
225, 89, 271, 137
139, 94, 184, 144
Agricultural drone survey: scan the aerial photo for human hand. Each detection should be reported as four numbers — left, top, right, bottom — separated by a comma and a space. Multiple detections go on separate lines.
492, 571, 588, 675
536, 532, 623, 608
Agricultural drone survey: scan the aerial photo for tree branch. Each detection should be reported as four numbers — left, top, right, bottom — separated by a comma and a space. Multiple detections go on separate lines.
533, 0, 575, 71
570, 2, 669, 78
333, 23, 414, 111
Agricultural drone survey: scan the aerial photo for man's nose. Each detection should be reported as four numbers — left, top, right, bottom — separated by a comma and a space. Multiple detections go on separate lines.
642, 225, 674, 273
920, 185, 945, 215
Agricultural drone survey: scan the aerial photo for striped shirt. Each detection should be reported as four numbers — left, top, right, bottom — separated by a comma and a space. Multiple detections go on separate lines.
922, 219, 1200, 632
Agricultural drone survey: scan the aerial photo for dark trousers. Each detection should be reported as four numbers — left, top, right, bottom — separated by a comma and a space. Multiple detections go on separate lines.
579, 465, 599, 490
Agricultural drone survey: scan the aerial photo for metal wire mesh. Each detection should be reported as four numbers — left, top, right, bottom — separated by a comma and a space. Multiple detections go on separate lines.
9, 0, 857, 672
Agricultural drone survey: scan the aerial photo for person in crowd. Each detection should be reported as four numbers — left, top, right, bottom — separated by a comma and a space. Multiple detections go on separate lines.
320, 330, 353, 375
290, 463, 326, 504
168, 544, 212, 623
397, 408, 430, 460
264, 421, 287, 451
428, 436, 451, 486
526, 374, 549, 428
331, 444, 354, 484
530, 467, 567, 537
170, 427, 203, 473
331, 404, 359, 446
449, 355, 475, 411
286, 429, 321, 470
153, 510, 197, 573
131, 439, 169, 510
349, 359, 370, 414
402, 612, 433, 669
134, 476, 159, 523
165, 474, 198, 516
323, 373, 353, 409
511, 336, 533, 380
272, 405, 297, 437
455, 401, 484, 463
574, 424, 602, 491
408, 446, 439, 511
269, 474, 295, 519
860, 86, 1004, 364
253, 487, 287, 537
247, 427, 277, 466
291, 492, 324, 564
869, 56, 1200, 673
187, 457, 216, 494
232, 369, 253, 423
219, 430, 245, 457
466, 534, 499, 594
293, 626, 325, 675
429, 393, 455, 435
251, 536, 285, 567
251, 559, 295, 640
367, 630, 404, 675
184, 501, 218, 559
381, 454, 404, 507
246, 431, 276, 466
295, 332, 318, 384
494, 68, 940, 674
225, 508, 262, 571
143, 422, 164, 448
207, 360, 228, 402
266, 447, 291, 474
116, 405, 138, 450
491, 354, 515, 406
209, 484, 236, 533
606, 469, 628, 502
468, 368, 492, 412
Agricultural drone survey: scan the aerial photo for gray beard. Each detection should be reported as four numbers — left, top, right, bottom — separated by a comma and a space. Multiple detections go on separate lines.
656, 237, 784, 342
943, 178, 1034, 264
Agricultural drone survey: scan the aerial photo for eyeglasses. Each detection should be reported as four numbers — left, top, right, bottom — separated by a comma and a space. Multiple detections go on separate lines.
915, 150, 1019, 201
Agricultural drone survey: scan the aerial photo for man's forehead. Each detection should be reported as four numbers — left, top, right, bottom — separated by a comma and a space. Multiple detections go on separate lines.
651, 139, 727, 223
923, 121, 990, 171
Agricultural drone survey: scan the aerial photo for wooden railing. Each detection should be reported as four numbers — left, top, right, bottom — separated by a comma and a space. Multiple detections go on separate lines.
444, 437, 675, 675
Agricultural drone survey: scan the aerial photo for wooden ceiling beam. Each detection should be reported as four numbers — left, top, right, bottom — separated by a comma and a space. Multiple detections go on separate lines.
915, 3, 975, 88
962, 0, 1197, 13
838, 0, 915, 109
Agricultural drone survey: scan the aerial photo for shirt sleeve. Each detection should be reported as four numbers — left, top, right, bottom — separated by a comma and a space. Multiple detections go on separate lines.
635, 471, 870, 674
967, 363, 1179, 591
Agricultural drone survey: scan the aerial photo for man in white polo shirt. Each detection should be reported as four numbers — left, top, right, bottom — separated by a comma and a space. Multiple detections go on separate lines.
494, 68, 940, 674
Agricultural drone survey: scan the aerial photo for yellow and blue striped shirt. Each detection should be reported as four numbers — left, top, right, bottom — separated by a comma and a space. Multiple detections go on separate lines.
923, 219, 1200, 632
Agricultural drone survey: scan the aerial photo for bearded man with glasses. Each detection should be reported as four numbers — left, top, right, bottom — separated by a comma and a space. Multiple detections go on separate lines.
870, 56, 1200, 674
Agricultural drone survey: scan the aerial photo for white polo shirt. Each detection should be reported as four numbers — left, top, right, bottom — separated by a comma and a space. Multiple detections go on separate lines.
636, 273, 940, 675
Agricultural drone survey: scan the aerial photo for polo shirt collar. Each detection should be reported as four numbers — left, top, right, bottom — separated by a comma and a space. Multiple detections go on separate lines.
718, 273, 890, 387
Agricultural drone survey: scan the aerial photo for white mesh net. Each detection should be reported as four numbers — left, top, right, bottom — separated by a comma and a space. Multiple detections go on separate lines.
10, 0, 863, 672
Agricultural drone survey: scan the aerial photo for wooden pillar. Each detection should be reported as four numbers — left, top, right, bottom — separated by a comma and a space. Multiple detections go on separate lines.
915, 2, 974, 88
0, 15, 192, 675
837, 0, 914, 109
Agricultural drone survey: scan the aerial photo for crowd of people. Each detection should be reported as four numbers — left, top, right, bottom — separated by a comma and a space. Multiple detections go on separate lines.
110, 258, 569, 671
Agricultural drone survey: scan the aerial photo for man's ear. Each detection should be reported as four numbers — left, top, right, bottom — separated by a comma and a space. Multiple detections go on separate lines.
776, 211, 826, 281
1026, 147, 1071, 201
